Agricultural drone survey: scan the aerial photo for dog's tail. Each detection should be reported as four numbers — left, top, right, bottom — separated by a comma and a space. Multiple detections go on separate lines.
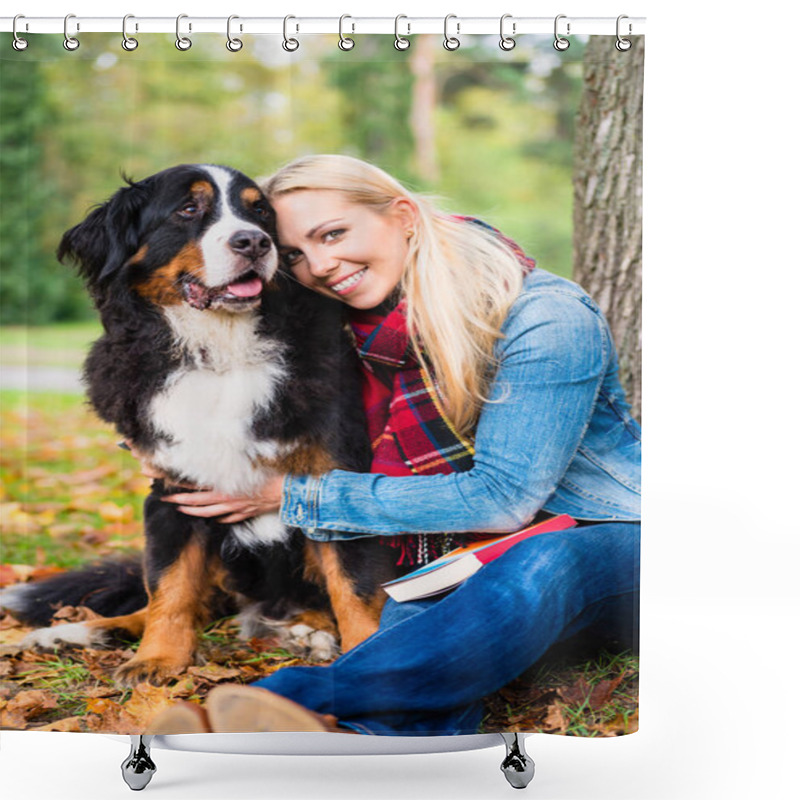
0, 556, 147, 626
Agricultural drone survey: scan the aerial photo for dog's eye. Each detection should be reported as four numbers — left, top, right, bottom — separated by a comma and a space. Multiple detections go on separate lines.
177, 203, 201, 219
252, 202, 270, 219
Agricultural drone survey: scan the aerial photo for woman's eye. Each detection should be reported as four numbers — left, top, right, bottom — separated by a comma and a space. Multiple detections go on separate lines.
322, 229, 345, 243
282, 250, 302, 266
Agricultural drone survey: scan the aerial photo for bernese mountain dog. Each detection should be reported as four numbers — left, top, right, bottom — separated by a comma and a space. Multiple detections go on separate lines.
0, 164, 397, 686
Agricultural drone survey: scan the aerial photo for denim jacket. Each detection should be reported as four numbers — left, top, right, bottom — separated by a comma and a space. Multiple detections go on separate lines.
281, 268, 641, 540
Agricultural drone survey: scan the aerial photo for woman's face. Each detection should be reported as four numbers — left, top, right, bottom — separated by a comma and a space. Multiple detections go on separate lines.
272, 190, 415, 310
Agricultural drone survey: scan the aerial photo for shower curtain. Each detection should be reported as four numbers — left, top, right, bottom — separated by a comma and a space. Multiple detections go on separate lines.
0, 26, 642, 739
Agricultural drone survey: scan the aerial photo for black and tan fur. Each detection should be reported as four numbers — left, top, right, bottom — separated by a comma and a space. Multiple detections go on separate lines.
0, 164, 397, 685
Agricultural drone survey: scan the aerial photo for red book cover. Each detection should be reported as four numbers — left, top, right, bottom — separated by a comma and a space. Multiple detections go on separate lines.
382, 514, 578, 602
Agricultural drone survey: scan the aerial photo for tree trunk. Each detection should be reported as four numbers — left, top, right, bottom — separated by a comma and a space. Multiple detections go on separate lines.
573, 37, 644, 421
409, 35, 439, 183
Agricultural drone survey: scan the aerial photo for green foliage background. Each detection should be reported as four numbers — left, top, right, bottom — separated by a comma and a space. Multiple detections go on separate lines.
0, 33, 585, 324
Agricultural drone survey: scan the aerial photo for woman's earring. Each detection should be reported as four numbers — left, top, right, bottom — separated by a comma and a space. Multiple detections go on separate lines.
406, 229, 414, 238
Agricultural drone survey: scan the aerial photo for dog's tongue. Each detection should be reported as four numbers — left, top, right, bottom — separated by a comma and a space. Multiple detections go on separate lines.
226, 276, 263, 298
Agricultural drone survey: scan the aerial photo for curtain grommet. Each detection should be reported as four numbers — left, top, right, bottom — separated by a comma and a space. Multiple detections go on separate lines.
499, 14, 516, 51
63, 14, 80, 51
339, 15, 355, 51
443, 14, 460, 51
282, 15, 299, 51
12, 15, 29, 51
615, 15, 632, 51
394, 15, 411, 51
226, 15, 243, 52
175, 14, 192, 51
122, 14, 139, 51
553, 15, 570, 51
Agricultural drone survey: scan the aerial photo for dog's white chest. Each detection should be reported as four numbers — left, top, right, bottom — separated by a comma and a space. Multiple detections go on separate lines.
148, 310, 287, 495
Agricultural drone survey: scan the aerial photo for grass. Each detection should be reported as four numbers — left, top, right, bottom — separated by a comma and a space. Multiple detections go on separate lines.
0, 388, 148, 568
0, 322, 101, 368
481, 645, 639, 736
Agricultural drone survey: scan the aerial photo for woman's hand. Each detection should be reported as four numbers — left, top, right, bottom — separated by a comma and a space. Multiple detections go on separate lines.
122, 439, 283, 523
160, 474, 286, 524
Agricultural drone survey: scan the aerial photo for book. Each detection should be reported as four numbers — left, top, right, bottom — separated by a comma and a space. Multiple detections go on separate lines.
381, 514, 578, 602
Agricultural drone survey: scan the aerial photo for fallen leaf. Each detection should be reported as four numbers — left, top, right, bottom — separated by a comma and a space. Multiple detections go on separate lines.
86, 697, 117, 715
6, 689, 59, 720
0, 709, 28, 729
122, 683, 176, 728
97, 502, 134, 523
586, 675, 625, 710
80, 529, 111, 546
29, 566, 67, 581
589, 709, 638, 736
168, 677, 198, 698
57, 464, 119, 485
84, 684, 122, 699
542, 702, 569, 733
0, 627, 29, 647
0, 611, 22, 631
32, 716, 83, 732
187, 664, 244, 683
52, 605, 103, 623
47, 523, 83, 538
86, 704, 141, 735
559, 677, 593, 707
0, 563, 36, 587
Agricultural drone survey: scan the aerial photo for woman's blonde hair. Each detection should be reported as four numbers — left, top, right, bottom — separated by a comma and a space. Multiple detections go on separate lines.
262, 154, 525, 435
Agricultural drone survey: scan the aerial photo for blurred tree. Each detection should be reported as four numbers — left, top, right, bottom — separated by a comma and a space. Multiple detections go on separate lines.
573, 36, 644, 420
0, 34, 583, 321
0, 35, 89, 323
325, 37, 415, 178
409, 35, 438, 182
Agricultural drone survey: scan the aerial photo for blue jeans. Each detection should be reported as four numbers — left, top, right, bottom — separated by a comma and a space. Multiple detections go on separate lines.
253, 522, 640, 735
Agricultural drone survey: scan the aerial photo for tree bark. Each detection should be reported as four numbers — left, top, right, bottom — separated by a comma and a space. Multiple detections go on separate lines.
573, 37, 644, 421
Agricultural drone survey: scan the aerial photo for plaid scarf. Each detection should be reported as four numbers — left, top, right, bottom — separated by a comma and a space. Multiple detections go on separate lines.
347, 217, 536, 567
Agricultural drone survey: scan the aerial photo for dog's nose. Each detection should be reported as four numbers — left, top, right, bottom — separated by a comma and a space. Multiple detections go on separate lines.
228, 230, 272, 260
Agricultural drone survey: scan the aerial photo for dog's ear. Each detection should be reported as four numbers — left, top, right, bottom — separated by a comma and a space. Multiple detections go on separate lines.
57, 179, 150, 289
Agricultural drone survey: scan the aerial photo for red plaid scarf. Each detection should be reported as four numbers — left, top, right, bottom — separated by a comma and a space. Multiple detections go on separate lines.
347, 218, 536, 566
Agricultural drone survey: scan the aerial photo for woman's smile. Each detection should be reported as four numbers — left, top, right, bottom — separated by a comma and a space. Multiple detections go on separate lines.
328, 266, 368, 296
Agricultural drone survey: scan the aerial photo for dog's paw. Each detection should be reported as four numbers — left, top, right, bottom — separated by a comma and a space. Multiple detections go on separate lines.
280, 624, 339, 662
236, 606, 340, 661
114, 656, 189, 687
21, 622, 108, 650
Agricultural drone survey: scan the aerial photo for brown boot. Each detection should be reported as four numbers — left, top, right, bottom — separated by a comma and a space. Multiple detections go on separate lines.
205, 685, 341, 733
147, 685, 350, 735
146, 701, 211, 734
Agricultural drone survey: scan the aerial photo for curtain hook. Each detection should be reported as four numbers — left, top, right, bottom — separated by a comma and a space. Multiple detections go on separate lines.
499, 14, 516, 51
175, 14, 192, 51
226, 15, 243, 51
553, 14, 570, 51
282, 15, 299, 51
394, 15, 411, 51
12, 15, 29, 51
615, 15, 632, 51
339, 15, 355, 51
122, 14, 139, 51
63, 14, 80, 51
443, 14, 460, 51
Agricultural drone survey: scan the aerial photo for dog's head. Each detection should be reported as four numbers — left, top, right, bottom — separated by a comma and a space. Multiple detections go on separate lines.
58, 164, 277, 313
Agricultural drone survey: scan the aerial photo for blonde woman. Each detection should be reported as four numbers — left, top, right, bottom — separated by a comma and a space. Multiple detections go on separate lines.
152, 154, 641, 736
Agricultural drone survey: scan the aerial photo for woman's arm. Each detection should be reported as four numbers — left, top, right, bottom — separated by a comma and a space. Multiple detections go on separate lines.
281, 288, 611, 539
